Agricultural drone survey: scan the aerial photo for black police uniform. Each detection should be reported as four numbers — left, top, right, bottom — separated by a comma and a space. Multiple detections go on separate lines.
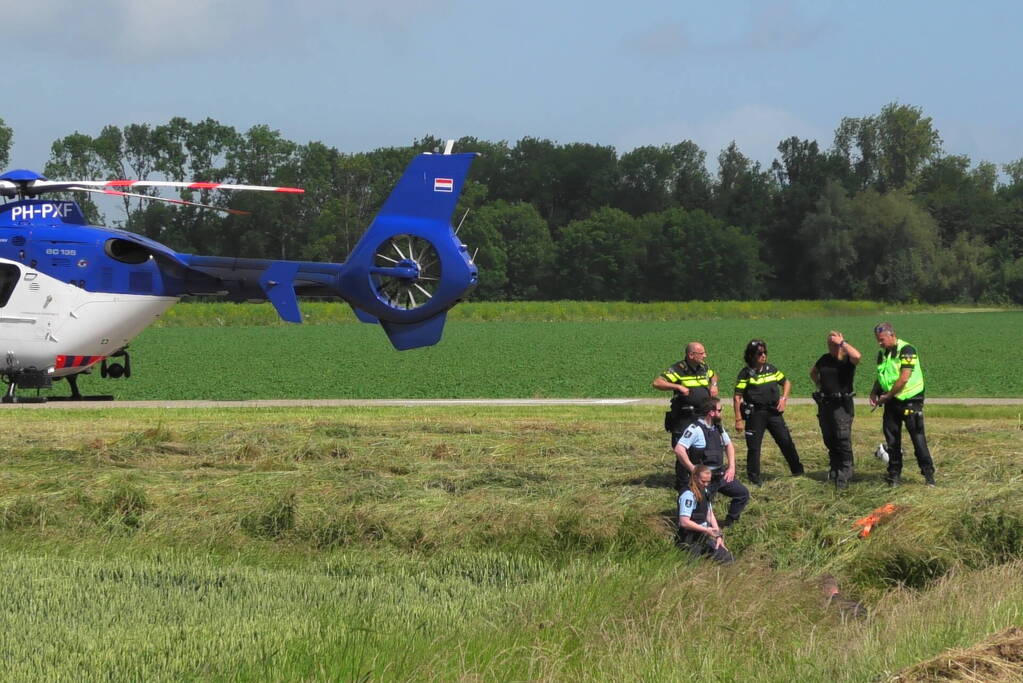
735, 363, 803, 484
813, 353, 857, 486
676, 421, 750, 523
660, 359, 717, 488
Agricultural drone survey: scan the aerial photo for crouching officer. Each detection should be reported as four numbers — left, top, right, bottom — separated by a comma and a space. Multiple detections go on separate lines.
869, 322, 935, 487
677, 464, 734, 564
674, 397, 749, 528
653, 341, 719, 490
810, 331, 862, 489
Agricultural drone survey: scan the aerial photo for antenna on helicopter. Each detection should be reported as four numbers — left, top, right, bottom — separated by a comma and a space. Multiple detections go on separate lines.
454, 208, 469, 235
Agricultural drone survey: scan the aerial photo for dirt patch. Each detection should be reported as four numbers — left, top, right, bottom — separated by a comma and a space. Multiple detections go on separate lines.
893, 627, 1023, 682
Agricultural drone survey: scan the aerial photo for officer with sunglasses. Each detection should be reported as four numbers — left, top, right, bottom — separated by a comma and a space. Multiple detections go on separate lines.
733, 339, 804, 485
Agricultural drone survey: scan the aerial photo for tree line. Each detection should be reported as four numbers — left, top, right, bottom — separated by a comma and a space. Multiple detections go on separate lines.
1, 103, 1021, 303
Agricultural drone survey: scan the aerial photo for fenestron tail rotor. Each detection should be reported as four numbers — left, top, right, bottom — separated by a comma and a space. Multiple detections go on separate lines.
370, 234, 441, 311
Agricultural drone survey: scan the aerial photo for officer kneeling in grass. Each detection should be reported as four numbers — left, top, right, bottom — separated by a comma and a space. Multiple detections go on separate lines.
677, 464, 734, 564
674, 397, 749, 529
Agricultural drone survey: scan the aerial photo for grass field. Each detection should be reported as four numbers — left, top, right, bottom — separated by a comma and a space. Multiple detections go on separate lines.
51, 304, 1023, 400
1, 404, 1022, 680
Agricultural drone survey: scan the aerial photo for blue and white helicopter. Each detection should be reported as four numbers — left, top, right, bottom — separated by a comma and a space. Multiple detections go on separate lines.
0, 141, 478, 402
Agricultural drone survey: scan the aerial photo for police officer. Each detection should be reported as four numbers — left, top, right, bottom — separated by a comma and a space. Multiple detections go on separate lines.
810, 331, 862, 489
868, 322, 935, 487
733, 339, 804, 485
677, 464, 734, 564
653, 341, 719, 490
674, 397, 749, 527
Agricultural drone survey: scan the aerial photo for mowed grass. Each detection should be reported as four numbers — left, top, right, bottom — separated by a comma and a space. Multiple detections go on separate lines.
1, 405, 1022, 680
59, 308, 1023, 399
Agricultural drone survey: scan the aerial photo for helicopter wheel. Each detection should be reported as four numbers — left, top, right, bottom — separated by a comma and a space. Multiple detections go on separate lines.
371, 234, 441, 311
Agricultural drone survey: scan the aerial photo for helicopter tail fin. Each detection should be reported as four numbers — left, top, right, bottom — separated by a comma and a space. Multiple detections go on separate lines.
376, 150, 475, 225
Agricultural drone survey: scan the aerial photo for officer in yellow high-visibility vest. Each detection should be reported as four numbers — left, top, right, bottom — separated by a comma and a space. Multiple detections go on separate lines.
868, 322, 935, 487
653, 341, 719, 490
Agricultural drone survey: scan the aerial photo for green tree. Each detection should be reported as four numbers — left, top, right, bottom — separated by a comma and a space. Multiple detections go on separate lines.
640, 207, 766, 301
768, 137, 848, 297
801, 186, 941, 301
480, 201, 556, 300
556, 208, 645, 299
712, 141, 775, 233
502, 138, 618, 232
833, 102, 942, 192
0, 118, 13, 170
915, 155, 1001, 243
616, 141, 712, 216
616, 145, 677, 216
44, 132, 106, 223
797, 181, 864, 299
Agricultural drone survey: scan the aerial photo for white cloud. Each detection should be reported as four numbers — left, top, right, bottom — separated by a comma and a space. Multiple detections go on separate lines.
4, 0, 451, 62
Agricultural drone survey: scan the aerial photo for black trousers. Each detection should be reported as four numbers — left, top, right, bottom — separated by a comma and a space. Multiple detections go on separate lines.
676, 469, 750, 522
677, 529, 734, 564
817, 398, 854, 484
745, 408, 803, 480
882, 398, 934, 477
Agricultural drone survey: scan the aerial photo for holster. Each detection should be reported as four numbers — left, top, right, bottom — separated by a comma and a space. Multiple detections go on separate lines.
665, 405, 694, 433
740, 402, 753, 420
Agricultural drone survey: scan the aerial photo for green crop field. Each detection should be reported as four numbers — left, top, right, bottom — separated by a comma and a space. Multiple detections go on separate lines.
0, 404, 1021, 680
49, 304, 1023, 400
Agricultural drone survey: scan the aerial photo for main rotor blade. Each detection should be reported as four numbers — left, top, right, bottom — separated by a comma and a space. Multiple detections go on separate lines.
65, 186, 252, 215
29, 179, 304, 194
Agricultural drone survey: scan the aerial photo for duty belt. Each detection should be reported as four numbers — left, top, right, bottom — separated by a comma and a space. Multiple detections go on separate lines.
815, 392, 855, 401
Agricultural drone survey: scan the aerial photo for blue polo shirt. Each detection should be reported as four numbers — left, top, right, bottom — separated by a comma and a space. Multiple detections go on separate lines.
678, 490, 712, 526
677, 419, 732, 450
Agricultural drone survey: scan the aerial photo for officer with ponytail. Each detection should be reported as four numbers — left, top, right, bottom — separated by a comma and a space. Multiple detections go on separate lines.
677, 464, 734, 564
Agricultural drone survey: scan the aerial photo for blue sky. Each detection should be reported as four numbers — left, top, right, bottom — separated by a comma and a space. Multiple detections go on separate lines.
4, 0, 1020, 176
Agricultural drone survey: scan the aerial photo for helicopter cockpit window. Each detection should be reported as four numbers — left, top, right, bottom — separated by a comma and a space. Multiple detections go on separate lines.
0, 263, 19, 307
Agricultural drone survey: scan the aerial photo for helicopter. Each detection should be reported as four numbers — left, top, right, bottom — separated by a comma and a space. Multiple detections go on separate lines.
0, 140, 478, 402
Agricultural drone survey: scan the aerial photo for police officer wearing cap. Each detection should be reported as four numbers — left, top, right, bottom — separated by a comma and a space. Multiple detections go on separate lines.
674, 397, 749, 528
868, 322, 935, 487
810, 331, 862, 489
733, 339, 804, 485
653, 341, 719, 490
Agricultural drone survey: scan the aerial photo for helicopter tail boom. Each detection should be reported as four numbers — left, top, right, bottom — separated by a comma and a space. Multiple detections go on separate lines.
173, 147, 478, 349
